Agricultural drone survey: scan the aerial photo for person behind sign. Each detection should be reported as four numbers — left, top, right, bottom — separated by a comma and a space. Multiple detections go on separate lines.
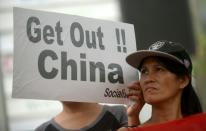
118, 40, 203, 130
35, 102, 127, 131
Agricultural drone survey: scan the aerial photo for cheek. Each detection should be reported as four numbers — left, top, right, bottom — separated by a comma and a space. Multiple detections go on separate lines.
140, 76, 181, 103
143, 89, 176, 104
158, 77, 181, 97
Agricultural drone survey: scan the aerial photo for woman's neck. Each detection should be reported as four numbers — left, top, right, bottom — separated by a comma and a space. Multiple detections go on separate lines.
144, 96, 183, 126
150, 105, 182, 123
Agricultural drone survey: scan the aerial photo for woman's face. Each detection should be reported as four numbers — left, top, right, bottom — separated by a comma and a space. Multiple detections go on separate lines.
139, 57, 187, 105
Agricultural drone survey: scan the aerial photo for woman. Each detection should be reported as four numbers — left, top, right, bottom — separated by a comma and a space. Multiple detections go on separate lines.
120, 40, 203, 129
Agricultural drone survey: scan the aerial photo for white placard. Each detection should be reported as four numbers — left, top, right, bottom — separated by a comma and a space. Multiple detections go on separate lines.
12, 7, 138, 104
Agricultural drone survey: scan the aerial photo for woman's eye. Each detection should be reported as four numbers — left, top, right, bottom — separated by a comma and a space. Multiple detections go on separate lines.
155, 66, 165, 72
140, 68, 147, 75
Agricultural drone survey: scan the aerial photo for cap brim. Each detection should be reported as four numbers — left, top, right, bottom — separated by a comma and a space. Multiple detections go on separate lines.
126, 50, 183, 69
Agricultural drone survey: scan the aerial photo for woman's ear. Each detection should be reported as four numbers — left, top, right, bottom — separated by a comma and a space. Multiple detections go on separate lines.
179, 75, 190, 89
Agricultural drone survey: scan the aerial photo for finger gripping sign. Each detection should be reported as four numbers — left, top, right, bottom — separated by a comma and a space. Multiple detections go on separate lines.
12, 7, 138, 104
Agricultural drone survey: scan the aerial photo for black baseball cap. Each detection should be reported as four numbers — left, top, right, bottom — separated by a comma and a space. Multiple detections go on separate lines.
126, 40, 192, 74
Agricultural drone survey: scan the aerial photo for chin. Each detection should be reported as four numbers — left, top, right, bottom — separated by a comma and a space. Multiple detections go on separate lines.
144, 96, 160, 104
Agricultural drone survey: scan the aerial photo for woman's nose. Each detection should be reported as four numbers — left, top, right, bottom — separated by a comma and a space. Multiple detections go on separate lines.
141, 71, 156, 84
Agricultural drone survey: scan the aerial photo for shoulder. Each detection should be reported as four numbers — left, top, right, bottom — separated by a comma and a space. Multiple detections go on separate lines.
103, 104, 128, 126
104, 104, 127, 114
34, 119, 58, 131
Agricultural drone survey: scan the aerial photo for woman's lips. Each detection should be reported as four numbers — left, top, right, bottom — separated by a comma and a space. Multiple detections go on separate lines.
144, 86, 157, 92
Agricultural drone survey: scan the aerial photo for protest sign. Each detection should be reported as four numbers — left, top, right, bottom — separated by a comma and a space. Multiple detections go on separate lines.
12, 7, 138, 104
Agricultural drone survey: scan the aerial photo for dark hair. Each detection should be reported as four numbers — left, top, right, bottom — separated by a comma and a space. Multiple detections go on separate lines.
153, 57, 203, 116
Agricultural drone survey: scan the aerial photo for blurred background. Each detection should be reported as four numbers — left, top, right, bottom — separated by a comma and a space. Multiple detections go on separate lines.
0, 0, 206, 130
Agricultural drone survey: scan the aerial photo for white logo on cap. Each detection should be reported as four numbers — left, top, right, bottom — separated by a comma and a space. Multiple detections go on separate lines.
183, 59, 190, 68
149, 41, 165, 50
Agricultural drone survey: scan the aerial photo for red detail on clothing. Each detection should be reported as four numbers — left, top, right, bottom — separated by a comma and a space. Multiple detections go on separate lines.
128, 113, 206, 131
